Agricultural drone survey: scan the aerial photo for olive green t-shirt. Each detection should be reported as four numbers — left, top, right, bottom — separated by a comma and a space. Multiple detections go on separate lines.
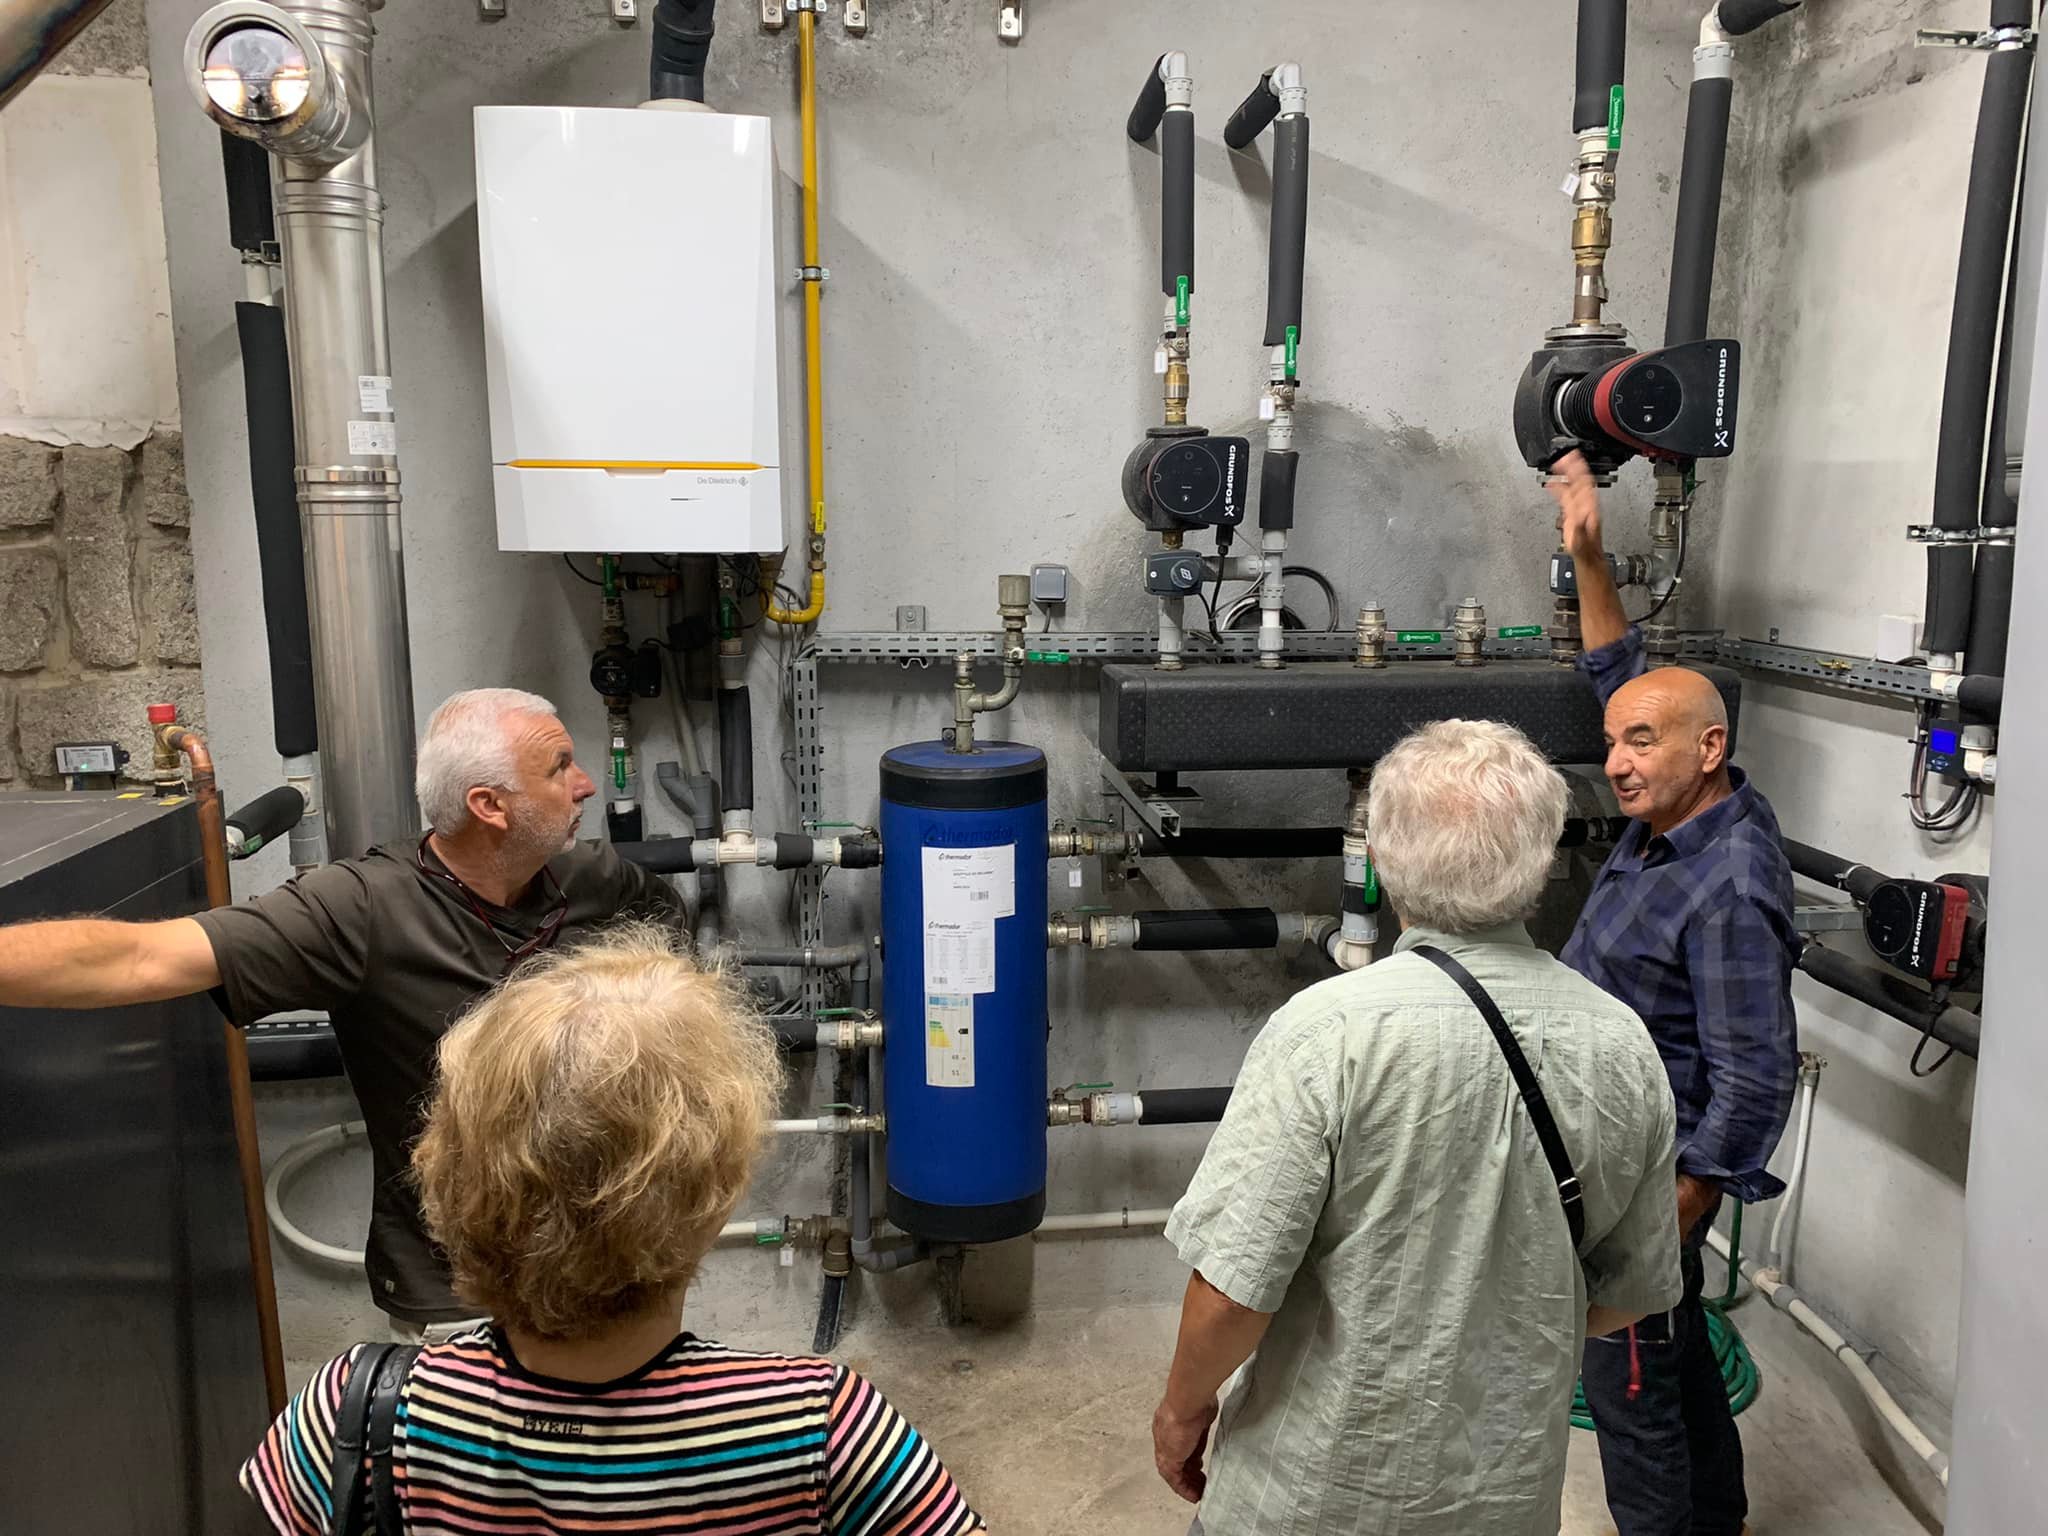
194, 840, 686, 1322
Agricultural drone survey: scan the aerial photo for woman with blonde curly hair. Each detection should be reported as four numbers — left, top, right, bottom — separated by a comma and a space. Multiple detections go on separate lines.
241, 925, 988, 1535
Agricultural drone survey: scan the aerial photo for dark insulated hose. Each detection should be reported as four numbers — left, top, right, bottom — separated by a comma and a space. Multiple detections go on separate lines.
1161, 105, 1195, 299
1926, 21, 2032, 653
1664, 72, 1733, 347
1131, 908, 1281, 952
1127, 55, 1168, 141
235, 302, 317, 760
1573, 0, 1627, 133
1139, 1086, 1233, 1125
718, 685, 754, 814
1223, 71, 1282, 149
1263, 114, 1309, 347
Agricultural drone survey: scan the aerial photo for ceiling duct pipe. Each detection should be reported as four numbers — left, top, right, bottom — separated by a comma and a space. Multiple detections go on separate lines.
184, 0, 419, 858
648, 0, 715, 104
1924, 1, 2034, 669
0, 0, 117, 110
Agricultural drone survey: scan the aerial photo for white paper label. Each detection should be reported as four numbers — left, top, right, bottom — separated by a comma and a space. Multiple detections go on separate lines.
924, 992, 976, 1088
1067, 863, 1084, 889
356, 374, 394, 413
924, 921, 995, 994
347, 420, 398, 455
1154, 348, 1169, 375
922, 844, 1016, 920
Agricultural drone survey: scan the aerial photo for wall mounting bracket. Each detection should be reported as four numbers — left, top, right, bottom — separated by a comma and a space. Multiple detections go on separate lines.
1915, 25, 2035, 51
998, 0, 1022, 43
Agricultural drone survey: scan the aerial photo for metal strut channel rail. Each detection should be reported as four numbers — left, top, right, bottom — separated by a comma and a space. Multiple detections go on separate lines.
787, 629, 1937, 1000
1680, 635, 1945, 703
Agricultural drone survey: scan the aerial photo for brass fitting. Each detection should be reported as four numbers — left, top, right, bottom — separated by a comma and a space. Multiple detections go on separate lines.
822, 1229, 852, 1279
1353, 604, 1387, 669
1452, 597, 1487, 667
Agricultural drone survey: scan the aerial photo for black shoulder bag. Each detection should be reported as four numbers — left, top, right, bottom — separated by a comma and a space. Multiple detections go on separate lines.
327, 1343, 420, 1536
1412, 945, 1586, 1249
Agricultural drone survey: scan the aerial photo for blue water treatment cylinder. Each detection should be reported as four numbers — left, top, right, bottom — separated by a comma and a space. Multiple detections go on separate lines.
879, 740, 1049, 1243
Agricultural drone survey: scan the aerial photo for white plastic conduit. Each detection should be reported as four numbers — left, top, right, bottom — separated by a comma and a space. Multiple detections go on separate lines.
1703, 1225, 1950, 1486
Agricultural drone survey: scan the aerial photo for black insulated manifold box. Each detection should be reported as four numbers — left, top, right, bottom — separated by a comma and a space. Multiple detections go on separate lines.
1097, 660, 1742, 773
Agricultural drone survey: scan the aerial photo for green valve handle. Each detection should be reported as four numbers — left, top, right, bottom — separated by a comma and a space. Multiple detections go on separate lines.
1396, 630, 1444, 644
753, 1232, 784, 1247
1607, 84, 1624, 151
1362, 857, 1379, 905
1284, 324, 1299, 379
1175, 275, 1190, 329
1498, 625, 1545, 639
1025, 650, 1071, 664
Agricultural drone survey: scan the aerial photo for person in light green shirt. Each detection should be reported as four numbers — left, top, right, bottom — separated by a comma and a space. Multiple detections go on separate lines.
1154, 718, 1683, 1536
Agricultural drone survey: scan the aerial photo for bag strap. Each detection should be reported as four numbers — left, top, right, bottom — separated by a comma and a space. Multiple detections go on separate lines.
1412, 945, 1587, 1249
367, 1344, 419, 1536
327, 1344, 400, 1536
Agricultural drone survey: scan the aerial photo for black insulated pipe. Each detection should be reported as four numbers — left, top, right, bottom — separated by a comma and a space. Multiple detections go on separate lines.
1127, 55, 1169, 141
1966, 163, 2026, 694
1715, 0, 1801, 35
1223, 70, 1281, 150
235, 302, 318, 760
1258, 450, 1298, 531
1132, 908, 1281, 951
718, 685, 754, 813
1664, 72, 1733, 347
615, 838, 696, 874
1926, 14, 2033, 655
838, 837, 882, 869
1781, 839, 1888, 906
1263, 113, 1310, 348
220, 131, 275, 256
1573, 0, 1627, 133
1139, 1086, 1233, 1125
1134, 818, 1625, 860
227, 786, 307, 853
1797, 943, 1981, 1060
1957, 673, 2004, 718
649, 0, 716, 103
772, 833, 815, 870
1161, 107, 1196, 300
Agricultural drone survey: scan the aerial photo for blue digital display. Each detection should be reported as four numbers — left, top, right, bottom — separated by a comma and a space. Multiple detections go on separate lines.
1927, 725, 1962, 777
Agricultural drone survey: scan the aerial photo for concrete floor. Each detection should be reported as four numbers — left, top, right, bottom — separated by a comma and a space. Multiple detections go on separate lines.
268, 1240, 1943, 1534
258, 1083, 1944, 1534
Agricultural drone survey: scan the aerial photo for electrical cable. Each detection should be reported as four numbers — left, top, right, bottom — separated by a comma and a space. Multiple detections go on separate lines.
562, 552, 603, 586
1909, 982, 1961, 1076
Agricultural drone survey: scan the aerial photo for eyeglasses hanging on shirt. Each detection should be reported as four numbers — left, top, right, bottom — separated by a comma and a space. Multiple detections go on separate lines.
414, 833, 568, 972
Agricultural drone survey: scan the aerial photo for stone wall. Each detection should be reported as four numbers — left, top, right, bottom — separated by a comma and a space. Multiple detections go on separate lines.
0, 432, 204, 784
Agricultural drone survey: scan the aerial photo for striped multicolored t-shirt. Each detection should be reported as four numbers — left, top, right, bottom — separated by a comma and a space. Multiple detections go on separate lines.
240, 1328, 987, 1534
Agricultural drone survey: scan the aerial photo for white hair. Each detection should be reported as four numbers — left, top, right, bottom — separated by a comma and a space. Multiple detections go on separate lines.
1368, 718, 1568, 935
415, 688, 560, 836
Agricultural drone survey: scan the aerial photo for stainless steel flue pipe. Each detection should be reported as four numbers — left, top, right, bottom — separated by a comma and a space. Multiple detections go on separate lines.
186, 0, 417, 857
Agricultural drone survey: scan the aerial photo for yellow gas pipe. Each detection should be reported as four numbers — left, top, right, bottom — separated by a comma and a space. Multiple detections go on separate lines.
766, 7, 827, 625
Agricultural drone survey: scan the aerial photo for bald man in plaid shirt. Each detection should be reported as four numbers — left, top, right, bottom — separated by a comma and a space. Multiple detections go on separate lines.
1551, 451, 1798, 1536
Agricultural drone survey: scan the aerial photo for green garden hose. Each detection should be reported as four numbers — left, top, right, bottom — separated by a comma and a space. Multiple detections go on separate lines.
1572, 1200, 1761, 1430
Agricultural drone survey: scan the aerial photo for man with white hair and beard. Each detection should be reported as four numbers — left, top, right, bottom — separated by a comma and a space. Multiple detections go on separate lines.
0, 688, 684, 1337
1152, 718, 1684, 1536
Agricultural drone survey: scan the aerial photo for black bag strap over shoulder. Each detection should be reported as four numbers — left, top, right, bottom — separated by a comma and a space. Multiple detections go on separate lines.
1412, 945, 1587, 1249
327, 1342, 420, 1536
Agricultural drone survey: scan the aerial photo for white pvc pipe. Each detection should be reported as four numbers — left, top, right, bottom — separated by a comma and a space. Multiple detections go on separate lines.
1769, 1069, 1819, 1280
265, 1119, 369, 1269
1034, 1208, 1172, 1234
1704, 1226, 1949, 1486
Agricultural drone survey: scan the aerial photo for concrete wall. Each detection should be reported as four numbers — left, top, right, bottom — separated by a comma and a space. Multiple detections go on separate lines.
0, 0, 201, 785
1710, 0, 1995, 1409
141, 0, 1730, 1337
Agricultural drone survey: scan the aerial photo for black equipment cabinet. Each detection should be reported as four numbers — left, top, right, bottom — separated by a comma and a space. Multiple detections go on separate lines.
0, 792, 271, 1536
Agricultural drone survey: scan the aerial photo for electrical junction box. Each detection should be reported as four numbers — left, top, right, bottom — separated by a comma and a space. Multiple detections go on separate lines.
1030, 564, 1068, 605
475, 105, 790, 554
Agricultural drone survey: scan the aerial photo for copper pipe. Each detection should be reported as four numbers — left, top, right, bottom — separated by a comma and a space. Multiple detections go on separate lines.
157, 723, 288, 1415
